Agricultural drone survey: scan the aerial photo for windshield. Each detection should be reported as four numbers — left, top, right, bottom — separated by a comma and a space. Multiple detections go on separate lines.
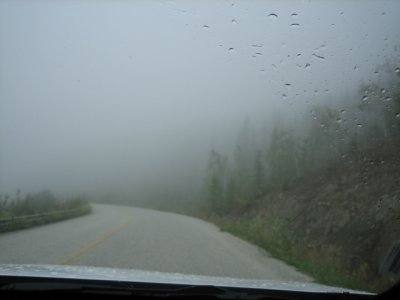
1, 0, 399, 295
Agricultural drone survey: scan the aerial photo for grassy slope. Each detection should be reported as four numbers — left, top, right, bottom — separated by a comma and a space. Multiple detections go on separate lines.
205, 138, 400, 293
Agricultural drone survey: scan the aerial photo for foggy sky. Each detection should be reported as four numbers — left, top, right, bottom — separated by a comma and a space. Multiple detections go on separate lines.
1, 0, 399, 197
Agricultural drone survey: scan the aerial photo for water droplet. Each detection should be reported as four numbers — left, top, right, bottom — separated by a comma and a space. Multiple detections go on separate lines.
296, 53, 301, 57
268, 13, 278, 19
340, 109, 346, 114
381, 88, 386, 94
395, 68, 400, 73
357, 124, 363, 128
381, 12, 386, 16
231, 19, 237, 24
291, 13, 298, 17
336, 118, 342, 123
203, 25, 210, 29
255, 52, 263, 56
396, 113, 400, 118
312, 53, 325, 60
285, 83, 291, 87
340, 12, 344, 16
290, 23, 300, 28
353, 65, 358, 70
374, 71, 380, 75
228, 47, 234, 52
362, 95, 368, 101
385, 97, 392, 102
251, 44, 263, 48
282, 93, 287, 99
305, 63, 311, 70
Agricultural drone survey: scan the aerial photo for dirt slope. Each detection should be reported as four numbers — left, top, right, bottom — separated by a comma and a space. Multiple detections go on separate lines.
252, 138, 400, 286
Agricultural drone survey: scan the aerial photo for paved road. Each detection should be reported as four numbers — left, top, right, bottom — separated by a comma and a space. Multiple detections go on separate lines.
0, 204, 312, 282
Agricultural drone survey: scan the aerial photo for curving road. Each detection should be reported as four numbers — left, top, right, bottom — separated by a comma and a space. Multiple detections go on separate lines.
0, 204, 312, 282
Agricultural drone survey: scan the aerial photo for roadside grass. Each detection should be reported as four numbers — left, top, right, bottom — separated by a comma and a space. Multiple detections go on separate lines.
211, 215, 384, 293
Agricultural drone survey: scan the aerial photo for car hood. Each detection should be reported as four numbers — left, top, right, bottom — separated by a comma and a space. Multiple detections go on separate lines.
0, 264, 369, 294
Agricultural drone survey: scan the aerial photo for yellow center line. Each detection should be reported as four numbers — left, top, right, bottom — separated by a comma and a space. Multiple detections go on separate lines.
55, 215, 134, 265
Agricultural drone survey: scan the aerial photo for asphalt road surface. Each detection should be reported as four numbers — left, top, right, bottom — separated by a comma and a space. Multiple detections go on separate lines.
0, 204, 312, 282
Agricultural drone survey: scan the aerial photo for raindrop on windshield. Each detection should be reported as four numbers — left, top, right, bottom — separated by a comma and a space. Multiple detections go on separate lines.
268, 13, 278, 19
357, 124, 363, 128
312, 53, 325, 60
395, 68, 400, 73
291, 13, 298, 17
381, 88, 386, 94
231, 19, 237, 24
202, 25, 210, 29
290, 23, 300, 28
228, 47, 235, 52
362, 95, 369, 101
305, 63, 311, 70
396, 113, 400, 118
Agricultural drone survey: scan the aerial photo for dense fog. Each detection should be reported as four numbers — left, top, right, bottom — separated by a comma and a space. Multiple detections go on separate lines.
1, 0, 399, 206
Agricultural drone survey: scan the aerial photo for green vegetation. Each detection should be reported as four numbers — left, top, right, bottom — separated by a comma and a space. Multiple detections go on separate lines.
199, 62, 400, 293
0, 190, 91, 233
213, 216, 375, 292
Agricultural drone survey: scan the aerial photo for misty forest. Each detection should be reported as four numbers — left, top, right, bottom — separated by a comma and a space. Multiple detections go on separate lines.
1, 0, 400, 293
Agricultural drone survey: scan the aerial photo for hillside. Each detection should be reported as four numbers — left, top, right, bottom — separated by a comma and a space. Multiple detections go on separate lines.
218, 137, 400, 292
